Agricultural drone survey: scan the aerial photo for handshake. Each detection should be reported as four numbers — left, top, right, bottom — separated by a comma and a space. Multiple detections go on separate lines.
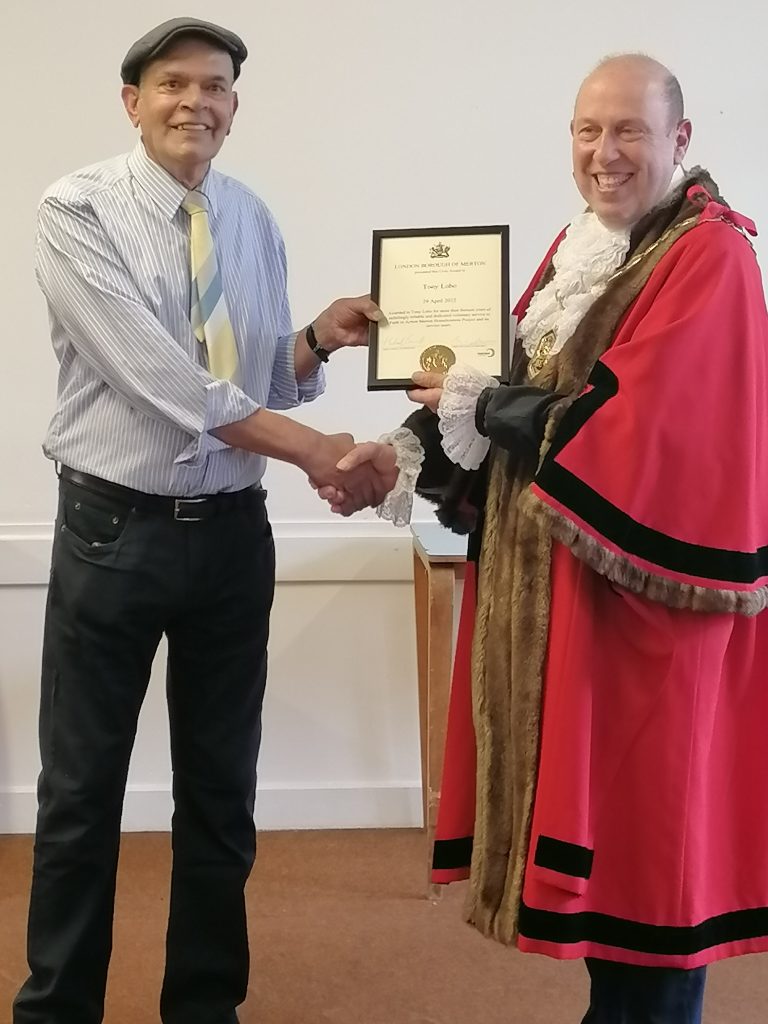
306, 370, 445, 517
307, 434, 399, 517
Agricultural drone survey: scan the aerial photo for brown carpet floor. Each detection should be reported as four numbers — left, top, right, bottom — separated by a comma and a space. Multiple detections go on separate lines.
0, 830, 766, 1023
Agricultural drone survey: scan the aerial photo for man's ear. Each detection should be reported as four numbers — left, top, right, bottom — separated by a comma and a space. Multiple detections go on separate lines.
121, 84, 141, 128
674, 118, 692, 164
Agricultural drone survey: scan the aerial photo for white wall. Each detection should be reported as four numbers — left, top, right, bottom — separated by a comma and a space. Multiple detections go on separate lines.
1, 0, 766, 831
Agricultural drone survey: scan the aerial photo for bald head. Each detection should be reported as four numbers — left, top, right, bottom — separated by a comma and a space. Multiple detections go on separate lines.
579, 54, 684, 127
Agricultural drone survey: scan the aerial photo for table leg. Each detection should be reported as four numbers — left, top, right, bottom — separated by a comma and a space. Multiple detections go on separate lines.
413, 552, 430, 835
413, 552, 455, 899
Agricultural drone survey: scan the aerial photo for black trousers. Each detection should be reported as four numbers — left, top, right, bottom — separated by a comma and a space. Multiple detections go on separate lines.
13, 478, 275, 1024
582, 958, 707, 1024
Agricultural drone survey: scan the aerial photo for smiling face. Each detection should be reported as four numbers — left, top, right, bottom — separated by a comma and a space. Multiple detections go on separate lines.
571, 59, 691, 229
121, 35, 238, 188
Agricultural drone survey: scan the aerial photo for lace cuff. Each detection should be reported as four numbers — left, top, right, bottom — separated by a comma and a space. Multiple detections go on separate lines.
438, 364, 500, 470
375, 427, 425, 528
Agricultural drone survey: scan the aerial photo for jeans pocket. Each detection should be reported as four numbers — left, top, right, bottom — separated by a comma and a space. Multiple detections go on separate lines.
61, 485, 134, 550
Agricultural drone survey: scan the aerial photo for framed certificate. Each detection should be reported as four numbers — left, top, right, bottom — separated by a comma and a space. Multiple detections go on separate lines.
368, 225, 510, 390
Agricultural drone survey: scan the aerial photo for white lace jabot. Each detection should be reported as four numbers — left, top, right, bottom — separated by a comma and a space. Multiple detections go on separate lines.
518, 214, 630, 360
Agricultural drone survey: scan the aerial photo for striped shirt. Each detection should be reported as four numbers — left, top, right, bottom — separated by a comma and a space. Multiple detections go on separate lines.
36, 141, 324, 496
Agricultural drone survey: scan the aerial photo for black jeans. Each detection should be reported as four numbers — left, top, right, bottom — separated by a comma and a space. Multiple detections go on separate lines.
13, 478, 275, 1024
582, 958, 707, 1024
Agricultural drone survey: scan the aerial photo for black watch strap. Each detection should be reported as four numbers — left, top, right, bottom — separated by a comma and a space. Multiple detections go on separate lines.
306, 322, 331, 363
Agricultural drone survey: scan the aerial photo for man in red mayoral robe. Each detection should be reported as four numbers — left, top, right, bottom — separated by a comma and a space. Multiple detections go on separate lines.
321, 53, 768, 1023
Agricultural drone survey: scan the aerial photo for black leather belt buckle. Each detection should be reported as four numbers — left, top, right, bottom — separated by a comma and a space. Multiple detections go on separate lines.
174, 498, 209, 522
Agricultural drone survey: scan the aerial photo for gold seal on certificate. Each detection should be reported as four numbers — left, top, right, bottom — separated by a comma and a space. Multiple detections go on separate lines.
419, 344, 457, 373
368, 225, 510, 390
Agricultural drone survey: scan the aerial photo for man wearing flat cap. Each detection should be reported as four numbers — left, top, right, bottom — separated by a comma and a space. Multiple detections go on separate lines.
13, 17, 396, 1024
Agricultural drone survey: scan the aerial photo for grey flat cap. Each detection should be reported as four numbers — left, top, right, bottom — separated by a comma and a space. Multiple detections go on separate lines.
121, 17, 248, 85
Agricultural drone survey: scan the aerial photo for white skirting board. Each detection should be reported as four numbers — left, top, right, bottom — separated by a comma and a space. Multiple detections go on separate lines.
0, 783, 424, 835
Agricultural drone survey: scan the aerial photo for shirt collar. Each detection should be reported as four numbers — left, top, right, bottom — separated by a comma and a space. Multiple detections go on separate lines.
127, 141, 220, 220
666, 163, 685, 195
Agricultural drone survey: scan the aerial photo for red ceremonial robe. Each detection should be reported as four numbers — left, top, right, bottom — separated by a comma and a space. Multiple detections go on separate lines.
432, 193, 768, 967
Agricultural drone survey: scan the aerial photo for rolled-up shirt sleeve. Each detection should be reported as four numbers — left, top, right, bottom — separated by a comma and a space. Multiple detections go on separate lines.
36, 196, 259, 462
266, 224, 325, 410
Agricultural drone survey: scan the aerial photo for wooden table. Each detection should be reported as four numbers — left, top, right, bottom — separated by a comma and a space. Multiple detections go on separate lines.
411, 523, 467, 899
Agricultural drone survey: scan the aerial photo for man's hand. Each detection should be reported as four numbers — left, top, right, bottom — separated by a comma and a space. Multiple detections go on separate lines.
304, 436, 398, 515
302, 432, 356, 488
316, 442, 399, 516
213, 414, 394, 511
312, 295, 382, 352
407, 370, 446, 414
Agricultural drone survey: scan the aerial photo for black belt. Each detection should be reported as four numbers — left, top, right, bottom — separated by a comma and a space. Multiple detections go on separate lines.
59, 467, 266, 522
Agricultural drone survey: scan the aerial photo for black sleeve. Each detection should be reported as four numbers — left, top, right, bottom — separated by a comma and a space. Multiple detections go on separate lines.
476, 385, 562, 463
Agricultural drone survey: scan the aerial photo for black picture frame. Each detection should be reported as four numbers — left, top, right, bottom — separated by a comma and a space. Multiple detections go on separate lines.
368, 224, 510, 391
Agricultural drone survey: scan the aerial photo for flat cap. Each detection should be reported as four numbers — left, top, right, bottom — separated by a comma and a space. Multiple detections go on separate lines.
121, 17, 248, 85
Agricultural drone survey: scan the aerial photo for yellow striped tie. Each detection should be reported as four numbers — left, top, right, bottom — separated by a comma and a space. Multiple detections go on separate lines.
182, 190, 239, 381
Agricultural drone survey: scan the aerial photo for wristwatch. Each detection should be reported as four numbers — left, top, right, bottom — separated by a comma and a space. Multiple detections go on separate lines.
305, 322, 331, 363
